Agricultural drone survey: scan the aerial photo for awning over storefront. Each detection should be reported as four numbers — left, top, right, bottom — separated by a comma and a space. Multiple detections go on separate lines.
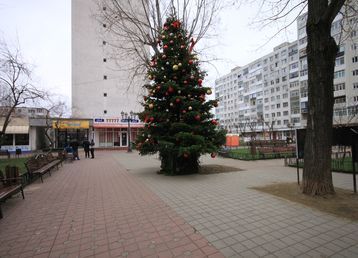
0, 117, 30, 134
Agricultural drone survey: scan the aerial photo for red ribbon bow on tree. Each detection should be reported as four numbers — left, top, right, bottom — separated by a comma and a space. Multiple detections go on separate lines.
189, 38, 196, 54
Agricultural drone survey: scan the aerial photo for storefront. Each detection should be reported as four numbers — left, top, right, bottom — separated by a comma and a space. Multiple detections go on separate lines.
93, 117, 144, 148
0, 117, 31, 152
53, 119, 91, 148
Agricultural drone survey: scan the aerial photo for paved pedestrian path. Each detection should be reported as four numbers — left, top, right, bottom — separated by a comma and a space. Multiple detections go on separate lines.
0, 152, 223, 258
115, 153, 358, 258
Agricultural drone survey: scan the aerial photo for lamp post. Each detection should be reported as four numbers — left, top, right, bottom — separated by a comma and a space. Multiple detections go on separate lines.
121, 111, 135, 152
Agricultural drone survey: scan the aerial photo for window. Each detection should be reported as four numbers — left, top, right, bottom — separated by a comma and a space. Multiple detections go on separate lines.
282, 76, 287, 82
353, 70, 358, 76
354, 96, 358, 102
335, 57, 344, 66
334, 96, 346, 104
103, 24, 107, 28
15, 134, 29, 145
104, 93, 107, 97
271, 96, 275, 101
103, 75, 107, 80
103, 40, 107, 45
272, 113, 275, 117
334, 70, 345, 79
291, 117, 300, 124
289, 62, 299, 70
352, 56, 358, 63
271, 104, 275, 109
103, 58, 107, 62
351, 30, 357, 37
103, 6, 107, 11
276, 87, 280, 92
277, 104, 281, 108
104, 110, 107, 114
271, 88, 275, 93
334, 83, 345, 91
284, 119, 289, 125
277, 112, 281, 117
283, 111, 289, 116
283, 102, 288, 107
3, 134, 13, 145
354, 83, 358, 89
283, 93, 288, 99
289, 71, 299, 79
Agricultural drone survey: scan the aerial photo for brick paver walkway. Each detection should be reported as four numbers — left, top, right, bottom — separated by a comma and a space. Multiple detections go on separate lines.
115, 153, 358, 258
0, 152, 223, 258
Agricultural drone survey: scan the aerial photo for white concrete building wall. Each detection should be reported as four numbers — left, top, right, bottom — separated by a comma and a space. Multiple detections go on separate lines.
72, 0, 144, 118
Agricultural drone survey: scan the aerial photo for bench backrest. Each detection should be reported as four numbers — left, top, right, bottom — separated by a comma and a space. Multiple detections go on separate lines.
0, 166, 21, 186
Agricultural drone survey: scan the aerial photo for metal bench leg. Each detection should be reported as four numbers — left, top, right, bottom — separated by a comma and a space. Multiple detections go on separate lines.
0, 204, 3, 219
21, 186, 25, 199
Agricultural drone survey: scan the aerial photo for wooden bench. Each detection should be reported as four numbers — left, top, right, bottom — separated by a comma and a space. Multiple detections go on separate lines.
0, 166, 25, 219
0, 150, 10, 159
25, 153, 63, 183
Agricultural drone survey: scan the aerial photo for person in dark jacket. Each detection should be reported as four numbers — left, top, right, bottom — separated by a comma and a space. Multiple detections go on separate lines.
90, 139, 95, 159
83, 139, 90, 158
70, 140, 80, 160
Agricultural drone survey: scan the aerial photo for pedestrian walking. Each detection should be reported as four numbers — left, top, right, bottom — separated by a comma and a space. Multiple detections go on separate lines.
90, 139, 95, 159
83, 139, 90, 158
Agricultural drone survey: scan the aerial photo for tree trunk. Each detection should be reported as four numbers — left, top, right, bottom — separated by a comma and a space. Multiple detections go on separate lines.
302, 1, 339, 195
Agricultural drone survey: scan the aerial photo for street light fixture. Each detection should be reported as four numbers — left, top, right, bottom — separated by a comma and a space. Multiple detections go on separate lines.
121, 111, 136, 152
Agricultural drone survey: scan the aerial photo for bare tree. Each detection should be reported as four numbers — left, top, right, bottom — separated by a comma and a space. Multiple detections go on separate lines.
97, 0, 224, 85
247, 0, 357, 195
0, 43, 47, 146
43, 98, 69, 150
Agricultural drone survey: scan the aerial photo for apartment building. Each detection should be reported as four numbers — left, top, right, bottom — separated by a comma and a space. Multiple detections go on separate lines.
72, 0, 145, 148
215, 12, 358, 140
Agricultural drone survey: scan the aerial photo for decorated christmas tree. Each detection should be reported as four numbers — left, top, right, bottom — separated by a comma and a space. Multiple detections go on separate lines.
136, 15, 226, 175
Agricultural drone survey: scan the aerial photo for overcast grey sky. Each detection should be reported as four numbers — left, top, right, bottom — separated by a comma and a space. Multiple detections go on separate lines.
0, 1, 298, 107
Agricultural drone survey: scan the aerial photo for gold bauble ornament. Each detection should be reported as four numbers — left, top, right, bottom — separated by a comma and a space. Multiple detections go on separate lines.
149, 103, 154, 109
173, 65, 179, 71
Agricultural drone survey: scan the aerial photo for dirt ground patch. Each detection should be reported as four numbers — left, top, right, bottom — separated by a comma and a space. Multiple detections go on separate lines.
199, 164, 243, 174
252, 182, 358, 221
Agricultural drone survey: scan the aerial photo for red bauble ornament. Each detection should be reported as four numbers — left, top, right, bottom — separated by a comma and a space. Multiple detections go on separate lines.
162, 54, 167, 59
211, 120, 218, 125
172, 20, 181, 28
183, 152, 189, 158
165, 92, 169, 96
198, 78, 203, 85
168, 86, 174, 93
182, 110, 186, 114
211, 153, 216, 158
188, 60, 194, 65
184, 80, 188, 85
164, 26, 169, 30
195, 115, 201, 121
180, 45, 185, 49
150, 117, 154, 122
176, 98, 181, 103
163, 45, 169, 50
143, 96, 147, 101
170, 40, 174, 44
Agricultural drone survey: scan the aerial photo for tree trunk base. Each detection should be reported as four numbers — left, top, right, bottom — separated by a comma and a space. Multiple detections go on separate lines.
302, 179, 335, 196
